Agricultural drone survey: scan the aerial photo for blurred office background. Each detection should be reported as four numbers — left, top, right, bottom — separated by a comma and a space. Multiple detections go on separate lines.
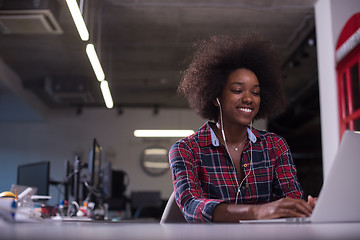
0, 0, 359, 219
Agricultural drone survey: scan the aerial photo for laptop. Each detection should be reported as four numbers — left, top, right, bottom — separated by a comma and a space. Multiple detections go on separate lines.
240, 130, 360, 224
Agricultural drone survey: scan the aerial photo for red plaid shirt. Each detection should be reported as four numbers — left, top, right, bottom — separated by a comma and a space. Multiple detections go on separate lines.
169, 122, 303, 222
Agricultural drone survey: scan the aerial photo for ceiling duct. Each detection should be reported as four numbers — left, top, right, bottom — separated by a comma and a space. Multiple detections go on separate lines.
0, 0, 62, 34
44, 77, 94, 104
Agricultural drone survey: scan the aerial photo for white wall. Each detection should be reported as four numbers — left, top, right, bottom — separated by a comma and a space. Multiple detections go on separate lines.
315, 0, 360, 177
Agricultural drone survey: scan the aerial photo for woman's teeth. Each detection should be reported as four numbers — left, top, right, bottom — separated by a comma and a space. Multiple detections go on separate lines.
239, 107, 252, 113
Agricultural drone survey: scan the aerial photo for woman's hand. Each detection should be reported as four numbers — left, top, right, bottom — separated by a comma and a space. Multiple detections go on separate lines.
252, 197, 313, 220
307, 195, 318, 209
213, 197, 316, 222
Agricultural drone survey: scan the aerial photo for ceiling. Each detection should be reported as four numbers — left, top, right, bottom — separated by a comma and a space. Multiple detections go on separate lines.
0, 0, 318, 113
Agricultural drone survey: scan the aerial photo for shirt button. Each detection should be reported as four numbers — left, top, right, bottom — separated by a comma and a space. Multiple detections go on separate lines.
243, 163, 248, 168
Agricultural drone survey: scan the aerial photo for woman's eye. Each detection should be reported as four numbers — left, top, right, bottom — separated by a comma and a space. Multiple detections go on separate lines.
232, 89, 242, 93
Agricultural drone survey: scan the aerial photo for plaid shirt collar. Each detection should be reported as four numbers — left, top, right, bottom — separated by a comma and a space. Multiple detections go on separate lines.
198, 121, 258, 148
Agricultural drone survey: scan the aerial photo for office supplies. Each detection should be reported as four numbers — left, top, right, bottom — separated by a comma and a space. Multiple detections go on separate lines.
0, 198, 16, 222
0, 192, 15, 198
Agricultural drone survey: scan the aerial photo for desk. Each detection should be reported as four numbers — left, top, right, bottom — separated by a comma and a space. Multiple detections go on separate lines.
0, 220, 359, 240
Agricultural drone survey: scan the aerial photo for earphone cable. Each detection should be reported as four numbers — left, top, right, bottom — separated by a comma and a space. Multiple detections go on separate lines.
217, 98, 253, 205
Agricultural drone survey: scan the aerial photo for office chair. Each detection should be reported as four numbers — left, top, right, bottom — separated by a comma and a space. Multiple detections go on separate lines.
160, 191, 187, 223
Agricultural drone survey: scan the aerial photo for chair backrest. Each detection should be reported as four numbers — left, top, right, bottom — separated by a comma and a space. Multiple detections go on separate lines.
160, 191, 187, 223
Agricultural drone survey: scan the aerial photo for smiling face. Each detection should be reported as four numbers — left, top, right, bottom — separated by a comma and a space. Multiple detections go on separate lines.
218, 68, 260, 127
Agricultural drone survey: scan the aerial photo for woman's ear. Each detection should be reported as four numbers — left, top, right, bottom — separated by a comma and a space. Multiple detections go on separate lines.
213, 99, 219, 107
213, 98, 220, 107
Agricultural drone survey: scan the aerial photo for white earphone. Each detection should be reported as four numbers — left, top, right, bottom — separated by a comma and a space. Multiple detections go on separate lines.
216, 97, 253, 204
216, 98, 226, 142
216, 97, 221, 106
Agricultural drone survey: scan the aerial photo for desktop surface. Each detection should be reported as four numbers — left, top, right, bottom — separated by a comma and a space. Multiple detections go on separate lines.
0, 220, 359, 240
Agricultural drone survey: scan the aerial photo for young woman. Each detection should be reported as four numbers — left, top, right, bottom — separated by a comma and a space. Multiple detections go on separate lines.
169, 34, 316, 223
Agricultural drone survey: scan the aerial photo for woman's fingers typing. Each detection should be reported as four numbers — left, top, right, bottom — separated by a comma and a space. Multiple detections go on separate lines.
254, 197, 313, 219
307, 195, 318, 209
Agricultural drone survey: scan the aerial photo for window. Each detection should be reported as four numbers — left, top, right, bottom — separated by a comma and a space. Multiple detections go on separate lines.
336, 13, 360, 138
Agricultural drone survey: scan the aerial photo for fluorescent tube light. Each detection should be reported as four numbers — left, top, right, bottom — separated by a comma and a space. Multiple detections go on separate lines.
65, 0, 89, 41
143, 161, 169, 169
100, 80, 114, 109
134, 130, 195, 138
144, 149, 168, 155
86, 44, 105, 81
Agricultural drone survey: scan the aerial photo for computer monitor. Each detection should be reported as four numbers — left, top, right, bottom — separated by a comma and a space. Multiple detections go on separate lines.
64, 159, 73, 202
17, 161, 50, 196
88, 138, 102, 192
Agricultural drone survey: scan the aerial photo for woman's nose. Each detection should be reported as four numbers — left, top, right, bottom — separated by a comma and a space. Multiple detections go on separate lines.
242, 92, 253, 104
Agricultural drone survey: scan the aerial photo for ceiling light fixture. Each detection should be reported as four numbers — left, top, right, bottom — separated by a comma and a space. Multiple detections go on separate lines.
65, 0, 89, 41
143, 161, 169, 169
144, 148, 168, 155
66, 1, 113, 110
100, 80, 114, 109
86, 44, 105, 81
134, 130, 195, 138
